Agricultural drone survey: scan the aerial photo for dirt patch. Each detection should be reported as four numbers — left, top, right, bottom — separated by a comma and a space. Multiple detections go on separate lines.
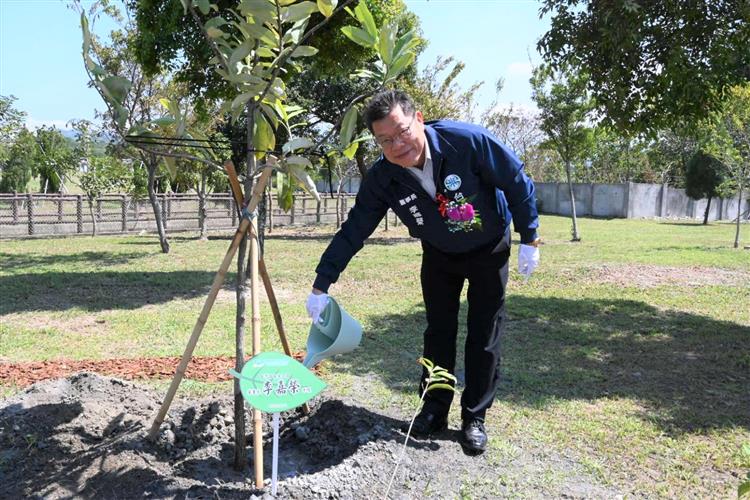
0, 373, 621, 498
568, 264, 750, 288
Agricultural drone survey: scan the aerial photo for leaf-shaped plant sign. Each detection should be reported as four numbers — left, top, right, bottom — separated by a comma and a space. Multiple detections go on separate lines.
230, 351, 326, 413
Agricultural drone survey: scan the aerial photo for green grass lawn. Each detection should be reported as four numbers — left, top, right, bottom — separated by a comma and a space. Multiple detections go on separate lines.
1, 215, 748, 497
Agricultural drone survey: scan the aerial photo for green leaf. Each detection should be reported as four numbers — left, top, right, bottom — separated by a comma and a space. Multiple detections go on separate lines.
342, 140, 358, 160
163, 156, 178, 180
425, 383, 457, 393
385, 51, 415, 82
100, 76, 131, 106
268, 77, 286, 99
282, 18, 309, 45
151, 117, 177, 128
285, 155, 313, 168
228, 39, 254, 69
253, 109, 275, 160
339, 105, 358, 147
277, 172, 294, 211
281, 1, 318, 24
340, 26, 377, 49
195, 0, 210, 15
260, 102, 280, 129
113, 104, 128, 130
291, 45, 318, 57
231, 92, 256, 111
418, 358, 434, 370
316, 0, 336, 18
353, 1, 377, 39
378, 22, 397, 65
206, 27, 225, 38
285, 160, 320, 201
283, 137, 315, 154
80, 13, 92, 55
393, 29, 418, 59
178, 0, 190, 14
204, 16, 228, 30
257, 46, 276, 58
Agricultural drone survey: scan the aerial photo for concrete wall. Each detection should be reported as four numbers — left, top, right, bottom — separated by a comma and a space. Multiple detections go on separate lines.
536, 182, 749, 221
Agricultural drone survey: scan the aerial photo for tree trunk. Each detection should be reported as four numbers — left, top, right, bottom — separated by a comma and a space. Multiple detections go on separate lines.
88, 198, 97, 237
565, 160, 581, 241
234, 233, 249, 471
266, 188, 274, 233
198, 174, 208, 240
355, 148, 368, 178
703, 196, 712, 225
735, 181, 743, 249
335, 179, 344, 228
147, 162, 170, 253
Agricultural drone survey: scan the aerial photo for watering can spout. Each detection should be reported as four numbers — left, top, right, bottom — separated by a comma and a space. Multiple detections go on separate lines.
302, 297, 362, 368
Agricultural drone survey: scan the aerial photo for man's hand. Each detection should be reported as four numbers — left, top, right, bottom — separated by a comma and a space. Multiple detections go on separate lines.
306, 289, 329, 323
517, 243, 540, 278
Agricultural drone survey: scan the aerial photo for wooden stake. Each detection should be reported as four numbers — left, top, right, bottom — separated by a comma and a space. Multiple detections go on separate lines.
250, 216, 263, 488
147, 167, 273, 441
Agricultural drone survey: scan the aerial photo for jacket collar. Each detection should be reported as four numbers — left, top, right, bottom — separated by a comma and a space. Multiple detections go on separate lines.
424, 122, 458, 183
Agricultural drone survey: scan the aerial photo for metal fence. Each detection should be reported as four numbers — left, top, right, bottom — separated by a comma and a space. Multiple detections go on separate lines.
0, 192, 364, 238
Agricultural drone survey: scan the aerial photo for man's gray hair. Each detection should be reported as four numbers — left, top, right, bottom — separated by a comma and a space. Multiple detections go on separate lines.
363, 90, 416, 132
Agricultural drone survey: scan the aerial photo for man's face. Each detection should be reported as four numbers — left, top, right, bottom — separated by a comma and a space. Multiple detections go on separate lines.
372, 105, 426, 168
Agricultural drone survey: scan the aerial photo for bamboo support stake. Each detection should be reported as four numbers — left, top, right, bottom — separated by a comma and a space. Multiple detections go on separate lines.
249, 216, 263, 488
147, 167, 273, 441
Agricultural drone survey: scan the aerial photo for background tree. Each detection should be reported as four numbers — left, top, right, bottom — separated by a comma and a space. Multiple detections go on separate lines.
646, 129, 697, 189
400, 55, 483, 122
703, 85, 750, 248
0, 95, 27, 169
70, 119, 132, 235
33, 126, 77, 193
538, 0, 750, 135
685, 151, 726, 225
482, 100, 544, 175
531, 64, 594, 241
0, 129, 36, 193
77, 1, 192, 253
585, 127, 654, 184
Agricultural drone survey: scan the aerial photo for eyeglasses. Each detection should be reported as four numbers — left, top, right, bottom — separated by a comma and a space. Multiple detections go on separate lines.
375, 115, 416, 149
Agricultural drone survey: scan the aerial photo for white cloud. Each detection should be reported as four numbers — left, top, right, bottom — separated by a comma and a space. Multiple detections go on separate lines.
506, 61, 534, 78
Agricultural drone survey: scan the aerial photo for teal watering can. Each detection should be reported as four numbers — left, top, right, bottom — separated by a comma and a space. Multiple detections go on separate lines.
302, 297, 362, 368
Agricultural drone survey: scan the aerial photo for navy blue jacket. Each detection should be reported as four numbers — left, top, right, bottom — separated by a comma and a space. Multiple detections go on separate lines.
313, 120, 539, 292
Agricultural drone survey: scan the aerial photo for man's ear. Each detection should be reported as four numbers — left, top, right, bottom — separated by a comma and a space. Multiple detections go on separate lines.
416, 110, 424, 124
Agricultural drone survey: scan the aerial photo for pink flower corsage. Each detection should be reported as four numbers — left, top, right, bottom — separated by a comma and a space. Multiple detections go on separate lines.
436, 194, 482, 232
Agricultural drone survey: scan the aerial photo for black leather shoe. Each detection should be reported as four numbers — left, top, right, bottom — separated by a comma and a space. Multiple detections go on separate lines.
460, 418, 488, 454
405, 408, 448, 437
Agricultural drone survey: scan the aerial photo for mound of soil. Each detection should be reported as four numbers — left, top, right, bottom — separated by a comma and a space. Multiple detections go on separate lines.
0, 373, 620, 498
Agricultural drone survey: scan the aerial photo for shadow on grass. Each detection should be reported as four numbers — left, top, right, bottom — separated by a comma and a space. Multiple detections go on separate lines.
0, 271, 220, 314
266, 232, 417, 246
341, 296, 750, 434
0, 251, 148, 271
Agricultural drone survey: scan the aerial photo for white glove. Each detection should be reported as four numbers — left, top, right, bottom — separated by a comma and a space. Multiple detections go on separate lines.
517, 244, 540, 278
305, 292, 329, 323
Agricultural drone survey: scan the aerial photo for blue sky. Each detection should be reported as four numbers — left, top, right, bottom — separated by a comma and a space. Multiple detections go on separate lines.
0, 0, 549, 129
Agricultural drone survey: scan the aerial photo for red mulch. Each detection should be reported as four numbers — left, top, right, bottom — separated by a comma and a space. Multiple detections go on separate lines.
0, 352, 308, 388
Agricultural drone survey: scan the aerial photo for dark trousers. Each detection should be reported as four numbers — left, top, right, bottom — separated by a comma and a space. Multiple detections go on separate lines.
419, 231, 510, 422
